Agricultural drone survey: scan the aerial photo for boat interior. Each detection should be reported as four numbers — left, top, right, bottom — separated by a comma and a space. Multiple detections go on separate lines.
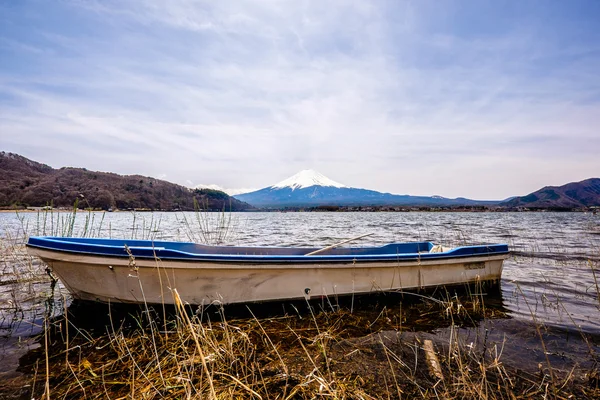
32, 237, 437, 256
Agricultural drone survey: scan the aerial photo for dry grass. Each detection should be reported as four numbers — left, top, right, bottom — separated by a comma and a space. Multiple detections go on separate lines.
3, 290, 595, 400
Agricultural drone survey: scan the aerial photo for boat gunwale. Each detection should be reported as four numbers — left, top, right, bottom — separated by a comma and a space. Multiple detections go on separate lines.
28, 248, 509, 270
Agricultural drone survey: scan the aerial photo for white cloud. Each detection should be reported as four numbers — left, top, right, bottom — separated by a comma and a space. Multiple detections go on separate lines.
194, 184, 257, 196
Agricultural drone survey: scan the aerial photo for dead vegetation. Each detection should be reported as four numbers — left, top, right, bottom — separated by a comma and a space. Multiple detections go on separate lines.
2, 290, 597, 400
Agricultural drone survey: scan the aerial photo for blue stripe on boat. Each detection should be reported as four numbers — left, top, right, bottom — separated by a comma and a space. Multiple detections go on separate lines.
26, 236, 509, 263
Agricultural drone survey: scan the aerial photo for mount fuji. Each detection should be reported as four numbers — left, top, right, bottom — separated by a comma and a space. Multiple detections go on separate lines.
233, 170, 498, 208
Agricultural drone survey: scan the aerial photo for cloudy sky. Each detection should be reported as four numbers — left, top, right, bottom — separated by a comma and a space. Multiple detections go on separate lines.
1, 0, 599, 199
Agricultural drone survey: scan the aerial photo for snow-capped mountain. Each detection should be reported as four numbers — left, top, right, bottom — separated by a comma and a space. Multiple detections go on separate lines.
234, 170, 498, 208
272, 169, 346, 190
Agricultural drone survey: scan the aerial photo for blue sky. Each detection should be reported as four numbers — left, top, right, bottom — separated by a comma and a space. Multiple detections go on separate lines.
1, 0, 599, 199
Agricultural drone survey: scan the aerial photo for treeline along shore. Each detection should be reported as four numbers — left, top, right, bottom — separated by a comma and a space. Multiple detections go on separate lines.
0, 152, 251, 211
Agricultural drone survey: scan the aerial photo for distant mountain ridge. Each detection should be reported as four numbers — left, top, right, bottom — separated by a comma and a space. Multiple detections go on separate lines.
234, 170, 498, 208
0, 152, 251, 211
502, 178, 600, 209
5, 153, 595, 211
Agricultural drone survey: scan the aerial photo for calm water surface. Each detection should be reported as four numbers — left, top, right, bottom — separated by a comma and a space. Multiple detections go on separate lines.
1, 211, 599, 378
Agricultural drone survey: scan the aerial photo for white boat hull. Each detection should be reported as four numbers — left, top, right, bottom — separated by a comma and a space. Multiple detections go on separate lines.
29, 247, 507, 305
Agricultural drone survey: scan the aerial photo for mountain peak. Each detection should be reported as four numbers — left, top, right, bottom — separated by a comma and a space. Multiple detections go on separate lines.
271, 169, 347, 190
235, 169, 499, 207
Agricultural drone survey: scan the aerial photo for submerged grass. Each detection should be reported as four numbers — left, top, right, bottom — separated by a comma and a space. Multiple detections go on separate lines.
4, 288, 598, 400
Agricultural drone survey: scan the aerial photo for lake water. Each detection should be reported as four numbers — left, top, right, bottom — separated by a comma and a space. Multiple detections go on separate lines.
1, 211, 599, 379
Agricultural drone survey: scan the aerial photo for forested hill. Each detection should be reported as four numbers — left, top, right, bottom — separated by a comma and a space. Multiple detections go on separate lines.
502, 178, 600, 209
0, 152, 251, 211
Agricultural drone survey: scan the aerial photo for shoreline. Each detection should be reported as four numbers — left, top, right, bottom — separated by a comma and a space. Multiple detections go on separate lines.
0, 207, 595, 213
1, 292, 599, 399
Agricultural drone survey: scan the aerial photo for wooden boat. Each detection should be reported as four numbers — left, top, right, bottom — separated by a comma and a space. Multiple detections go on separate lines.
26, 236, 509, 305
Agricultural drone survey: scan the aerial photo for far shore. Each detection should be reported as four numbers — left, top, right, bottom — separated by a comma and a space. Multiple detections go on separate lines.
0, 206, 596, 213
